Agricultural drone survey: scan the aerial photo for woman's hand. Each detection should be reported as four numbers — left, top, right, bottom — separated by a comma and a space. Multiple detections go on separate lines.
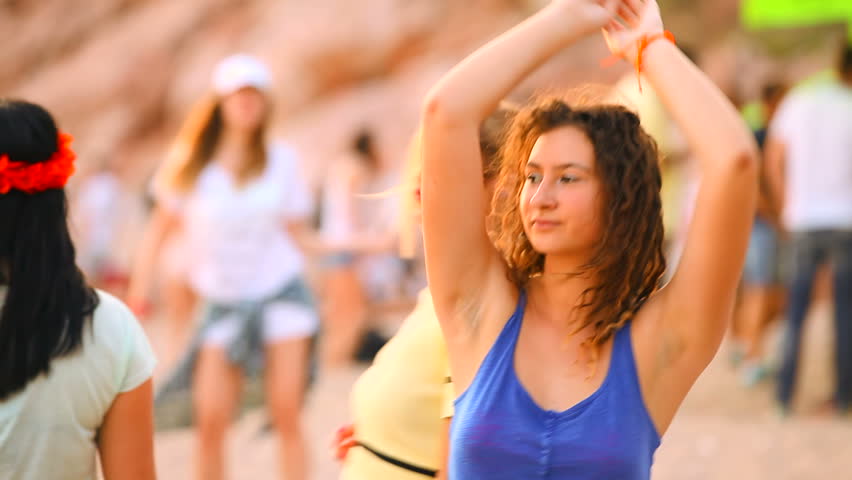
332, 423, 357, 461
127, 296, 152, 322
601, 0, 665, 63
546, 0, 621, 38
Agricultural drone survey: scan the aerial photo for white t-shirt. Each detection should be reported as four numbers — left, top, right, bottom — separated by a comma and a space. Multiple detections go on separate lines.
0, 289, 156, 480
319, 157, 361, 245
72, 173, 148, 276
156, 142, 314, 302
770, 81, 852, 231
74, 172, 121, 257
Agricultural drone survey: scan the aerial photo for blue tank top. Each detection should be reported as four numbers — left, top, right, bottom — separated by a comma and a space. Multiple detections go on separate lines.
449, 291, 661, 479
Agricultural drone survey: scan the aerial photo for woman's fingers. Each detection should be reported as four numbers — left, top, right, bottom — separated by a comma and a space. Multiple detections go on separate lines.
617, 4, 639, 27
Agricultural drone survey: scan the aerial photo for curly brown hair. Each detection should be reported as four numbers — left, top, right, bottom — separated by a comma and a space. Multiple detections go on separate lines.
492, 96, 667, 349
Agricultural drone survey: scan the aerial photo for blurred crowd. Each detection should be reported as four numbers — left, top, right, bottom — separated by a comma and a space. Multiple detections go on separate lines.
14, 12, 840, 477
67, 40, 852, 422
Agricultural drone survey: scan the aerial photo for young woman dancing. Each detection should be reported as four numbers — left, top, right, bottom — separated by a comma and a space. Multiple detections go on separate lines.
421, 0, 758, 477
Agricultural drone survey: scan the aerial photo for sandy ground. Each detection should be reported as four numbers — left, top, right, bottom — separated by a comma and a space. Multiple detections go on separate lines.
149, 302, 852, 480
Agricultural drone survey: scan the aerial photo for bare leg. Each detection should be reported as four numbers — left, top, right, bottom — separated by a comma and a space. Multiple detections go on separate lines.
193, 346, 243, 480
162, 277, 197, 367
266, 337, 311, 480
320, 267, 367, 368
741, 286, 773, 361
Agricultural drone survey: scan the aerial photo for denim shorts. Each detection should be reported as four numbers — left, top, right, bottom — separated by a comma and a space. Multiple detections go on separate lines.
318, 251, 357, 269
789, 229, 852, 279
200, 277, 319, 347
743, 217, 782, 286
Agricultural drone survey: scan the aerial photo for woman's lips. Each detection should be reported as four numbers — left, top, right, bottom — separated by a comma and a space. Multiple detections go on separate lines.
531, 219, 560, 230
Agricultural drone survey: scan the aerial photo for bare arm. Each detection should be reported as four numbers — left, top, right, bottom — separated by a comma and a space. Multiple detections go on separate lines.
622, 3, 758, 363
421, 0, 618, 325
98, 379, 156, 480
287, 220, 325, 255
763, 136, 786, 227
594, 1, 758, 434
436, 418, 451, 480
126, 206, 179, 312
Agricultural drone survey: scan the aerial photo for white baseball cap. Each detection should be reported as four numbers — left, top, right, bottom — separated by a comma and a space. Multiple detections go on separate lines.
211, 54, 272, 96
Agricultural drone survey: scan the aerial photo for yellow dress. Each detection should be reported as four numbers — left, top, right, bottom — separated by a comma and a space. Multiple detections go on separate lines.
341, 289, 453, 479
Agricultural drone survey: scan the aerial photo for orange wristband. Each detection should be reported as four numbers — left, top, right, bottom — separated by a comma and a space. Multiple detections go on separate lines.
634, 30, 676, 92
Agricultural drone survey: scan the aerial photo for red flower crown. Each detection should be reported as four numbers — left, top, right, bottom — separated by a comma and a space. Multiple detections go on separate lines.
0, 132, 76, 194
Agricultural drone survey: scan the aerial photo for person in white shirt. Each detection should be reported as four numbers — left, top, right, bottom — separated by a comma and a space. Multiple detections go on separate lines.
0, 99, 157, 480
72, 167, 122, 281
128, 54, 318, 480
317, 129, 393, 367
765, 44, 852, 416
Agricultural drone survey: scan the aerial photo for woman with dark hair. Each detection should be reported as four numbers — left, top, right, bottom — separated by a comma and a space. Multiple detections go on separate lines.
0, 99, 156, 479
317, 128, 386, 368
421, 0, 758, 477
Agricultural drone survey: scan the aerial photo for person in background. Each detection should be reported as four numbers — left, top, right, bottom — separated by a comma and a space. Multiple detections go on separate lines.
72, 157, 124, 291
128, 54, 318, 480
765, 44, 852, 417
732, 82, 788, 387
0, 99, 156, 479
318, 129, 389, 368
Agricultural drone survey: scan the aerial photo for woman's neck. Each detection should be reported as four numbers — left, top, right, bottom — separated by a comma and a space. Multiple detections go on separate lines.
527, 253, 597, 330
215, 130, 253, 174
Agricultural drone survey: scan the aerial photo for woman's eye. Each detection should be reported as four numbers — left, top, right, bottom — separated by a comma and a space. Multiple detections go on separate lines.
560, 176, 578, 184
526, 173, 542, 183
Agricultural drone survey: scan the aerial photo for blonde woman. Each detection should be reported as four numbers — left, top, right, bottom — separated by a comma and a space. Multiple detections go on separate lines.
334, 106, 514, 479
128, 54, 317, 480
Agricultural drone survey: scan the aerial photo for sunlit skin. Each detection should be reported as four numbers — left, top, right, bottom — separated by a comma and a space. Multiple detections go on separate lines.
520, 126, 603, 266
221, 87, 267, 134
420, 0, 759, 455
215, 87, 267, 176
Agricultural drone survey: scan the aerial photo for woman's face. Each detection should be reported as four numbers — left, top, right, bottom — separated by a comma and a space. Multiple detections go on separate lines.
519, 126, 603, 257
220, 87, 267, 133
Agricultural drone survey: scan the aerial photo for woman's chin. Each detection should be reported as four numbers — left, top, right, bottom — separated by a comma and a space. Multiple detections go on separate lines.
528, 238, 563, 255
529, 237, 591, 259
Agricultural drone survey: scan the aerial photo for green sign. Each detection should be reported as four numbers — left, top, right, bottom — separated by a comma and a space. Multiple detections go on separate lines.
741, 0, 852, 39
